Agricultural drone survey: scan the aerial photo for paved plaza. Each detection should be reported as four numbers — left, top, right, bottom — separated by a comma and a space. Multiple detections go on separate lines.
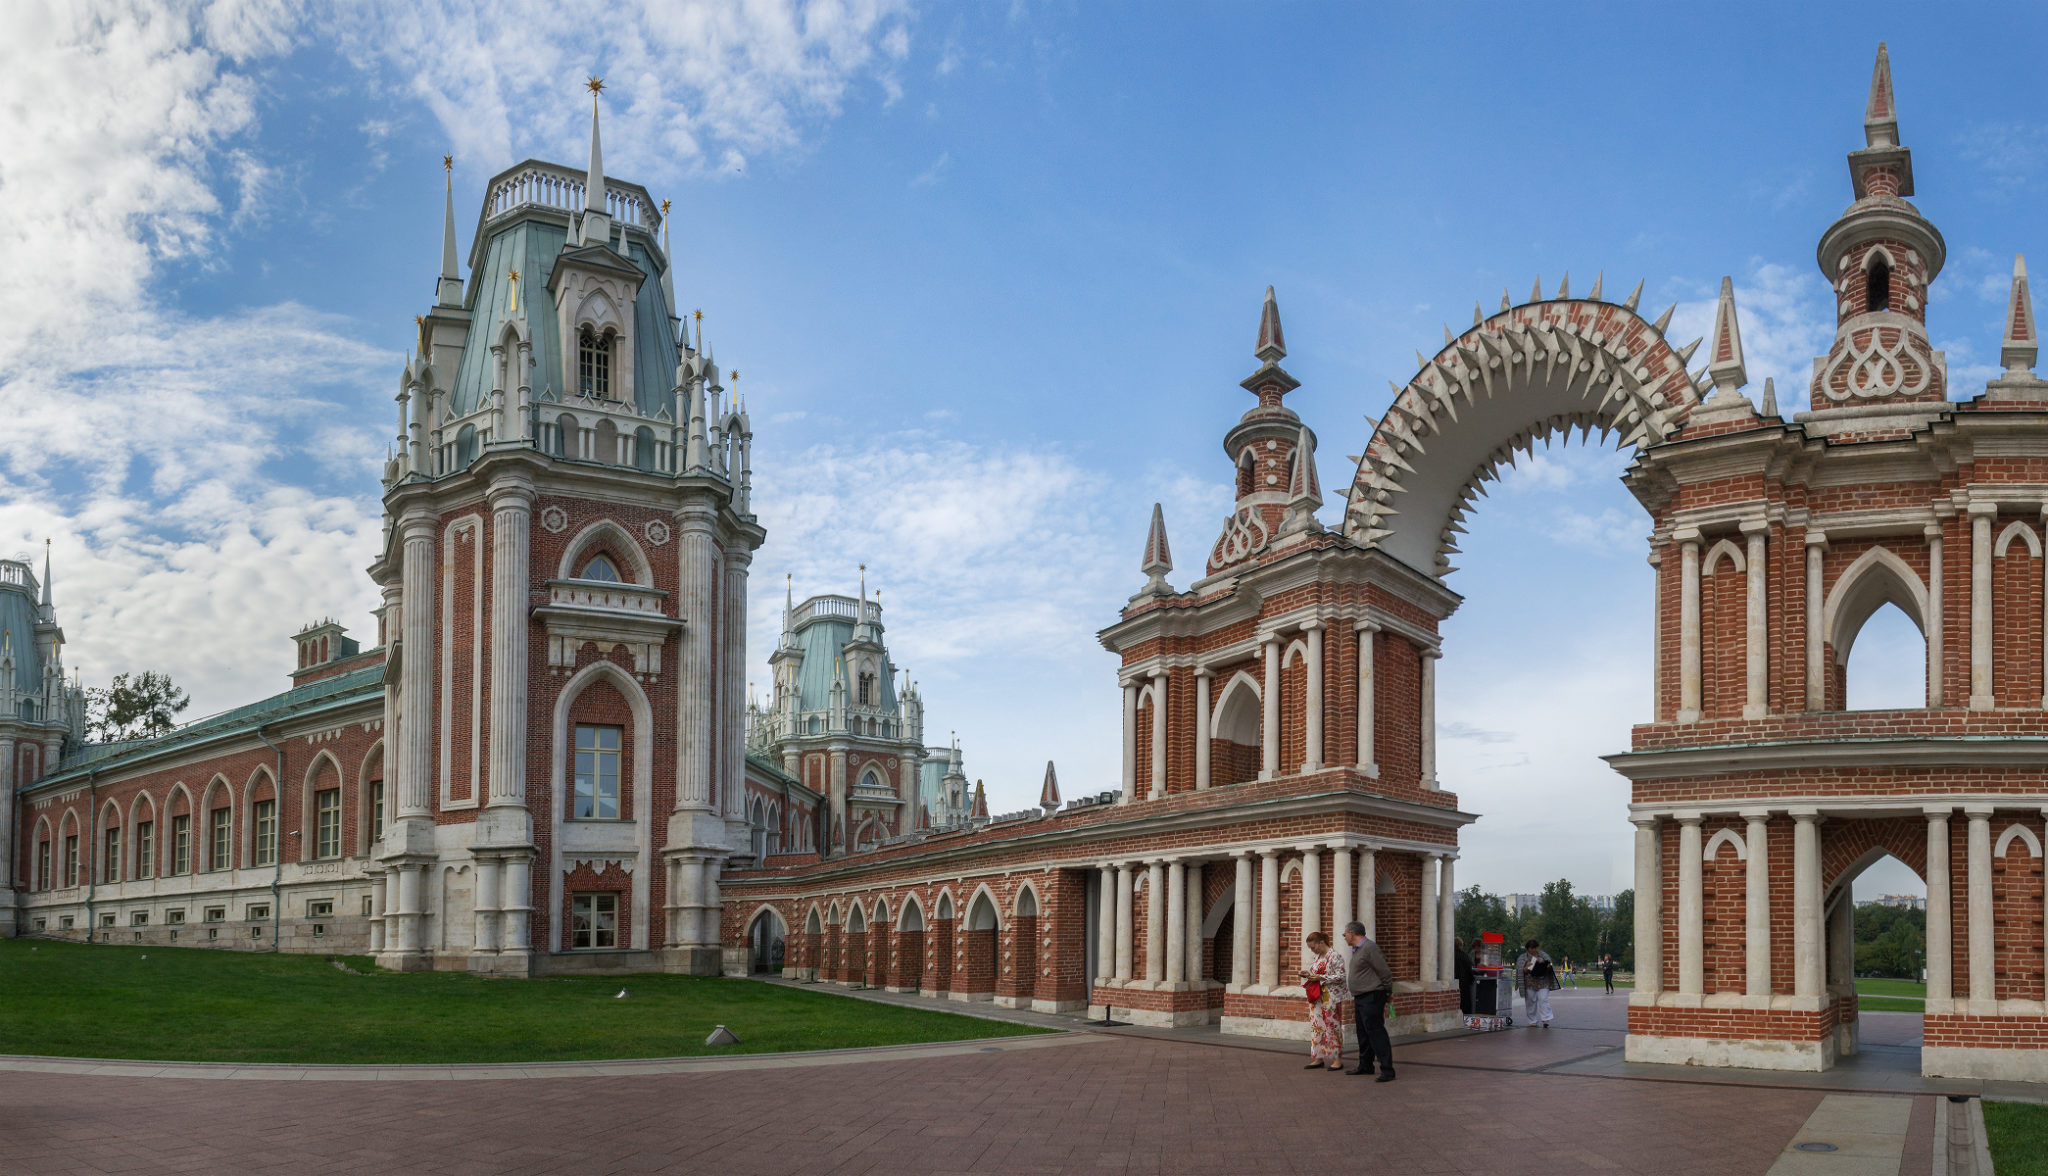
0, 987, 2006, 1175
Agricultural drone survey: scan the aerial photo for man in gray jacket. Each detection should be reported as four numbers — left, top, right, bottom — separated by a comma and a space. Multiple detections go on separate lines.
1341, 921, 1395, 1081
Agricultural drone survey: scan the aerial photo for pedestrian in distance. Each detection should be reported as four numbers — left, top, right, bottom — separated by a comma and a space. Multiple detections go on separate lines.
1516, 938, 1558, 1029
1341, 921, 1396, 1082
1560, 955, 1576, 988
1600, 953, 1617, 995
1298, 931, 1347, 1071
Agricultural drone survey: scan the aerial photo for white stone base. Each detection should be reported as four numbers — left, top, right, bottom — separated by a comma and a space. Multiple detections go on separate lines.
1117, 1005, 1214, 1028
1032, 998, 1087, 1014
1923, 1046, 2048, 1083
1623, 1032, 1834, 1072
948, 990, 995, 1003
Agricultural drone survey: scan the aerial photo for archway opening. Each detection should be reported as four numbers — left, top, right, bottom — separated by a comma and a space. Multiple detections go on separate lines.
748, 910, 786, 974
1842, 602, 1926, 710
1210, 675, 1261, 787
1829, 848, 1927, 1067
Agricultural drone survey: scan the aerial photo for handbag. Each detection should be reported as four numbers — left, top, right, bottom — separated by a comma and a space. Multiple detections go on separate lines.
1304, 979, 1323, 1003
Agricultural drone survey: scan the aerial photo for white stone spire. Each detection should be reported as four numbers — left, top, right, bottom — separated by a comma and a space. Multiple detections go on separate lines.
1139, 503, 1173, 596
1279, 425, 1324, 535
2003, 254, 2037, 375
1039, 761, 1060, 812
1705, 276, 1748, 399
1864, 41, 1898, 149
580, 77, 612, 246
437, 156, 462, 307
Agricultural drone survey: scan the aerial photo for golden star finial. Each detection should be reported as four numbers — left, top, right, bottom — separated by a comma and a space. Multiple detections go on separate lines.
586, 76, 605, 98
730, 369, 739, 384
509, 269, 519, 281
693, 309, 702, 323
442, 154, 453, 172
660, 198, 671, 216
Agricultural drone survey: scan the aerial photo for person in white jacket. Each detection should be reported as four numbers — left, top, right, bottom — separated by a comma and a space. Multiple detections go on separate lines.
1515, 938, 1558, 1029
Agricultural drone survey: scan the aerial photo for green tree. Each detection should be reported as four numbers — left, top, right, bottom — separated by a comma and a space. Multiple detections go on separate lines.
1454, 885, 1509, 952
1606, 889, 1635, 971
86, 671, 189, 742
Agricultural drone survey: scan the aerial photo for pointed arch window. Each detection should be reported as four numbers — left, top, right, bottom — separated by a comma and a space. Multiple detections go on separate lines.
1866, 257, 1892, 313
579, 554, 622, 583
578, 326, 613, 398
856, 671, 875, 707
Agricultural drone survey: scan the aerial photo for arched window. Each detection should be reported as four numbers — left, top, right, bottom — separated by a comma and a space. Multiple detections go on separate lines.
553, 413, 576, 458
1866, 256, 1892, 313
633, 426, 656, 472
856, 672, 875, 706
578, 326, 612, 398
455, 423, 479, 469
579, 554, 622, 583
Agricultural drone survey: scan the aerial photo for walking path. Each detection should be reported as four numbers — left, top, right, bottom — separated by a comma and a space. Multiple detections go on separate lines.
0, 980, 2025, 1174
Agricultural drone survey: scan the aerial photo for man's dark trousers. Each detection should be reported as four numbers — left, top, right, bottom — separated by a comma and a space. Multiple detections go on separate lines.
1351, 990, 1394, 1075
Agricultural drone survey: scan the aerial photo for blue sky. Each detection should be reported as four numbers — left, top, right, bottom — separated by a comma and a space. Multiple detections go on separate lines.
7, 2, 2046, 900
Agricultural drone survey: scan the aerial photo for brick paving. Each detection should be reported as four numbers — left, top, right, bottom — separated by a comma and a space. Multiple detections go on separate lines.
0, 991, 1960, 1175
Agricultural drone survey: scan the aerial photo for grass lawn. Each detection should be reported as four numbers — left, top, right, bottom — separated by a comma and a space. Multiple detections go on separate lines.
0, 939, 1046, 1065
1854, 977, 1926, 1012
1985, 1102, 2048, 1176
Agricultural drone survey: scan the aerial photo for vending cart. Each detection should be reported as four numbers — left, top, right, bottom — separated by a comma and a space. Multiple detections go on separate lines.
1465, 932, 1513, 1031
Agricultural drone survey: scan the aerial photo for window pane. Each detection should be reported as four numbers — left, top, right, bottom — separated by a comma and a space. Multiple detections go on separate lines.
315, 790, 340, 859
254, 800, 276, 866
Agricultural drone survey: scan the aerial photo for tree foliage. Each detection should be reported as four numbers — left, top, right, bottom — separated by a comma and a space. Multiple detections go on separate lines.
1455, 881, 1635, 970
1852, 904, 1925, 979
85, 671, 189, 743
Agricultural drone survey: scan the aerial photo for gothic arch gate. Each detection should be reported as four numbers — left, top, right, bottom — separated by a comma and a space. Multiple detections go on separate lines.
1334, 49, 2048, 1082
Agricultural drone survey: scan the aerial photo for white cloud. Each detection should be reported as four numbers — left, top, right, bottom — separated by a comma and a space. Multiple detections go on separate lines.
330, 0, 916, 181
911, 151, 950, 187
1662, 261, 1835, 416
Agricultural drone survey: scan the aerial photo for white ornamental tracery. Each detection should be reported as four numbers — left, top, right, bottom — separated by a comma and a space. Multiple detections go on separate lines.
1344, 278, 1707, 579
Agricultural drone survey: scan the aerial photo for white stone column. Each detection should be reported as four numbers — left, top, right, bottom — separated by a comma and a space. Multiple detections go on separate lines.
484, 484, 532, 813
1260, 637, 1280, 780
396, 514, 437, 819
396, 863, 424, 953
1145, 860, 1166, 983
1677, 814, 1704, 995
1743, 522, 1769, 719
1927, 522, 1945, 708
1149, 671, 1168, 799
1114, 864, 1135, 981
1165, 861, 1187, 984
1438, 855, 1456, 984
1966, 805, 1994, 1002
472, 857, 502, 953
1805, 534, 1826, 711
1231, 853, 1253, 988
1258, 850, 1280, 989
1331, 844, 1353, 937
1418, 851, 1439, 986
1678, 529, 1702, 722
367, 869, 387, 953
1121, 680, 1138, 803
700, 859, 723, 959
1631, 817, 1662, 995
1302, 621, 1324, 772
1299, 847, 1321, 971
1194, 669, 1212, 790
1184, 862, 1204, 982
499, 856, 532, 955
1420, 648, 1440, 788
1096, 865, 1116, 984
1358, 848, 1377, 939
668, 856, 700, 947
1355, 623, 1378, 774
1971, 504, 1995, 710
1925, 808, 1952, 1003
1742, 809, 1771, 997
1792, 809, 1821, 999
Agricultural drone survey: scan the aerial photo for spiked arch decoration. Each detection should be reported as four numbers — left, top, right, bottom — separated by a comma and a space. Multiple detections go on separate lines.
1344, 277, 1707, 578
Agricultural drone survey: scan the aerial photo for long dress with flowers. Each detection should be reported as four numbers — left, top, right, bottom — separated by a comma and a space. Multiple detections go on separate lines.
1307, 949, 1347, 1064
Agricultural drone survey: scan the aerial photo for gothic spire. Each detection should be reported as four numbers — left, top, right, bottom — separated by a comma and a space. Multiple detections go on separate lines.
1279, 425, 1324, 535
2003, 254, 2038, 376
437, 155, 461, 307
1760, 377, 1779, 418
1705, 276, 1748, 398
1139, 503, 1173, 595
584, 77, 607, 213
1255, 285, 1286, 362
970, 780, 988, 820
1865, 41, 1898, 148
1039, 761, 1060, 811
40, 539, 51, 608
580, 76, 611, 246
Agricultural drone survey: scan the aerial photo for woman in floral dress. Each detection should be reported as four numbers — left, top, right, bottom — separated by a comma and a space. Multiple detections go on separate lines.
1299, 931, 1347, 1070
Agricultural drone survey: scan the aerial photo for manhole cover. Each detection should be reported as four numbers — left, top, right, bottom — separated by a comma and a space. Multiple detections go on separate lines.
1794, 1142, 1839, 1153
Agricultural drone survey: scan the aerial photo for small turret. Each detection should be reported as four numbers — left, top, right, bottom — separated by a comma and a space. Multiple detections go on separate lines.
1137, 503, 1173, 596
2003, 254, 2037, 376
1039, 761, 1060, 813
1278, 425, 1324, 536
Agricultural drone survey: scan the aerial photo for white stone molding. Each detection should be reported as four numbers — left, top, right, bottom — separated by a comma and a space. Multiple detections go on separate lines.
642, 519, 671, 547
1193, 669, 1213, 791
1925, 805, 1953, 1002
550, 658, 655, 951
1996, 822, 2044, 858
1805, 532, 1827, 711
1701, 537, 1746, 576
539, 504, 569, 534
1970, 504, 1997, 709
1995, 519, 2041, 558
1354, 622, 1378, 774
1704, 826, 1748, 861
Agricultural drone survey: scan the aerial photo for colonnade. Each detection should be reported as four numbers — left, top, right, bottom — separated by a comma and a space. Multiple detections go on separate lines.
1118, 616, 1441, 800
1672, 523, 1771, 723
1631, 805, 2046, 1006
1092, 845, 1458, 992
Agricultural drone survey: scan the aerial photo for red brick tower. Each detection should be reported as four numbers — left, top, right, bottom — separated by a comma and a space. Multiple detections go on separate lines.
1611, 45, 2048, 1080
